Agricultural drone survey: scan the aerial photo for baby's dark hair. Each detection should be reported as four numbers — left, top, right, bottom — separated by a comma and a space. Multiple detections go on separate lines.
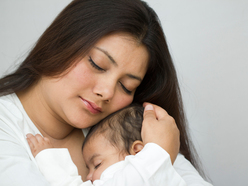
82, 104, 144, 154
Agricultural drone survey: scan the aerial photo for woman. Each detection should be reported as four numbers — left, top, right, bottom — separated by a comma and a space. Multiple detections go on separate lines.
0, 0, 212, 185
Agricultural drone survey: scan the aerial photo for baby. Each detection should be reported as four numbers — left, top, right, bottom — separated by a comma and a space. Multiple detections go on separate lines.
27, 104, 179, 185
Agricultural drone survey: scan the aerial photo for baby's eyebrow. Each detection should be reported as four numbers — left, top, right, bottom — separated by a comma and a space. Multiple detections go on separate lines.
89, 153, 101, 163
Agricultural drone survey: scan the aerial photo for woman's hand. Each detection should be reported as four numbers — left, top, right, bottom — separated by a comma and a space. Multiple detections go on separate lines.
26, 133, 53, 157
142, 103, 180, 164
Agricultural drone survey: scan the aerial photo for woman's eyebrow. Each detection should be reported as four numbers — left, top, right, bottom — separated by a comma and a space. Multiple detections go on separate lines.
127, 74, 142, 82
94, 47, 117, 66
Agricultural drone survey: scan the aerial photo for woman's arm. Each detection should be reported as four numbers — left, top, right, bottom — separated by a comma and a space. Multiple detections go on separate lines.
140, 104, 212, 185
28, 104, 212, 186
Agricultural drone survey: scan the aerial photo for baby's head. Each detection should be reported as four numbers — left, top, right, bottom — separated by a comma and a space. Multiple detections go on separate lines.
82, 104, 144, 182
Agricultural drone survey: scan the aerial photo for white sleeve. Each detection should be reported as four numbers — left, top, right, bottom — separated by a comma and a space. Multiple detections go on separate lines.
0, 125, 50, 186
174, 154, 213, 186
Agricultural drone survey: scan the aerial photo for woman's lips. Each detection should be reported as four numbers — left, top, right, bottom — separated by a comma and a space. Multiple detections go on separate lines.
80, 97, 102, 114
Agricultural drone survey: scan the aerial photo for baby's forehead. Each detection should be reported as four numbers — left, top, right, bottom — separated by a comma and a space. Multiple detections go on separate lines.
85, 132, 108, 144
83, 132, 110, 150
83, 131, 123, 153
82, 133, 122, 159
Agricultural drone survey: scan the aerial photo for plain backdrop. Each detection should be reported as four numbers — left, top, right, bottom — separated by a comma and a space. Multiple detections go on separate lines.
1, 1, 248, 185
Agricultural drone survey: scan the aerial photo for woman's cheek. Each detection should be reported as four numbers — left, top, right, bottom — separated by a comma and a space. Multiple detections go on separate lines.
114, 95, 133, 111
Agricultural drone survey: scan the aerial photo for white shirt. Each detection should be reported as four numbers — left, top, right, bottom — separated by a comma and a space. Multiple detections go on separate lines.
0, 93, 213, 186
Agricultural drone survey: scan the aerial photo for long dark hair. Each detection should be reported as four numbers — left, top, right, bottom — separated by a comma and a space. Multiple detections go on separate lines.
0, 0, 202, 174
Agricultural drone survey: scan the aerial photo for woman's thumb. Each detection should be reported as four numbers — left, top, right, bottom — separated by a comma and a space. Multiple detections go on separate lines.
143, 104, 156, 119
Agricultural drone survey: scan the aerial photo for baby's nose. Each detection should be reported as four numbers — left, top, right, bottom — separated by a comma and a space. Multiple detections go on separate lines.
86, 173, 93, 182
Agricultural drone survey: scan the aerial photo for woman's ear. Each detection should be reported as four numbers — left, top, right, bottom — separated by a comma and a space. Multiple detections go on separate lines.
130, 140, 144, 155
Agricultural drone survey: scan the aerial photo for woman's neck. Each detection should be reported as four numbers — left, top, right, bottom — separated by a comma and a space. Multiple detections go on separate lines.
17, 82, 87, 178
17, 82, 75, 140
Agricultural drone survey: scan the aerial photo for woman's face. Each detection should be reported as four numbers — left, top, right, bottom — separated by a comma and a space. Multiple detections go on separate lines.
40, 33, 149, 128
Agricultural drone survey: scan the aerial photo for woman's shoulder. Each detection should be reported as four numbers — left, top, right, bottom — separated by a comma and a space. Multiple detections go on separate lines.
0, 93, 38, 137
0, 93, 24, 120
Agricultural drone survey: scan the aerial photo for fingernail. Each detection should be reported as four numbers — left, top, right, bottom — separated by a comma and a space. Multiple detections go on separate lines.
145, 104, 153, 111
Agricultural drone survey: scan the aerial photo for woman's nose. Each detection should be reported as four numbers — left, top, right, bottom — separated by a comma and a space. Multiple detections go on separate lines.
93, 79, 116, 102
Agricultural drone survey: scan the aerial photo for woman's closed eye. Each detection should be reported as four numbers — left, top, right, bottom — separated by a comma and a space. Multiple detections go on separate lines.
88, 56, 134, 95
88, 56, 105, 72
119, 82, 132, 95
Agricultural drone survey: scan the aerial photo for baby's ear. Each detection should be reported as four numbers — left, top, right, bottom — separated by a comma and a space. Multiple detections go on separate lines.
130, 140, 144, 155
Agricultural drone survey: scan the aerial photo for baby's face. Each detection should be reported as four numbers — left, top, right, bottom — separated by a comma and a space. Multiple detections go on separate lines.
82, 134, 128, 183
